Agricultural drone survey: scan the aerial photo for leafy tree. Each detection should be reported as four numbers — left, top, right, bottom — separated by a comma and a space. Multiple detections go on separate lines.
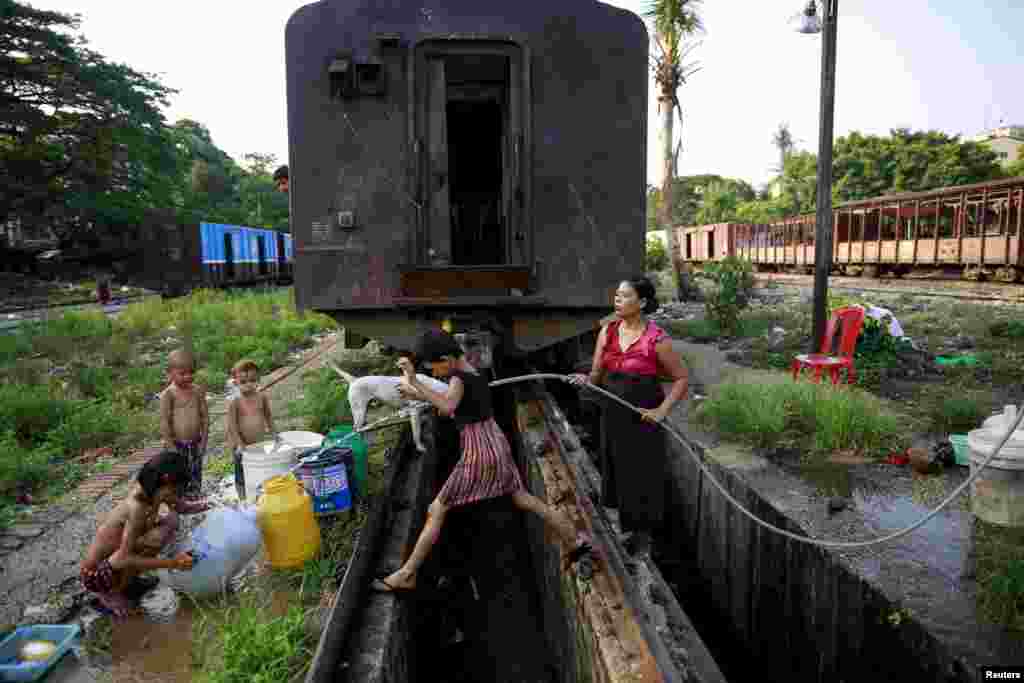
734, 197, 788, 224
832, 129, 1002, 201
238, 153, 289, 230
645, 233, 669, 272
776, 151, 818, 215
695, 181, 741, 224
1004, 147, 1024, 179
648, 174, 756, 229
1, 0, 181, 236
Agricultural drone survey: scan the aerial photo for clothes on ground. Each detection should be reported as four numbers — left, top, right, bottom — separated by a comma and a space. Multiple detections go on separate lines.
81, 558, 118, 594
598, 320, 669, 534
438, 370, 524, 507
176, 439, 205, 498
864, 304, 905, 339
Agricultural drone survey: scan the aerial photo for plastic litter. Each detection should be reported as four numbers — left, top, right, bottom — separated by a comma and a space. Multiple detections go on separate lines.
935, 354, 979, 367
162, 507, 262, 597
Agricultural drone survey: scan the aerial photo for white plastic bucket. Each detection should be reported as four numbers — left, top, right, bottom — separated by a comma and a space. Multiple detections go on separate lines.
277, 431, 324, 450
967, 405, 1024, 527
241, 441, 301, 503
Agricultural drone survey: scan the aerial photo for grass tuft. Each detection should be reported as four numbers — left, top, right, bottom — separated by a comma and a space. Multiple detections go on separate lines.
697, 380, 903, 454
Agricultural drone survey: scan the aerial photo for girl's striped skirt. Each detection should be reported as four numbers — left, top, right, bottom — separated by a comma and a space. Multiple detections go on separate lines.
439, 417, 525, 507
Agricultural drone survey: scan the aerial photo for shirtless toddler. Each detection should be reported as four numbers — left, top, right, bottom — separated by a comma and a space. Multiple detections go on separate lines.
225, 359, 275, 500
160, 350, 209, 499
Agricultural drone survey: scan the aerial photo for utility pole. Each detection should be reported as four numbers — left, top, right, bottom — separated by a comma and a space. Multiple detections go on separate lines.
808, 0, 839, 352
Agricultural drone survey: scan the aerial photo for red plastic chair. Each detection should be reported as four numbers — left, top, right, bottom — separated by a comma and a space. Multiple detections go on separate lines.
791, 306, 866, 385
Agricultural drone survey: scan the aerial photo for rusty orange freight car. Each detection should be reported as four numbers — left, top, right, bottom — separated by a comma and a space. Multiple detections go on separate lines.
678, 176, 1024, 281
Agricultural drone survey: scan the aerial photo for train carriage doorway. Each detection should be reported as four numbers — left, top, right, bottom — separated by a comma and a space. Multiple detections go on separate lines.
223, 233, 236, 280
417, 42, 526, 267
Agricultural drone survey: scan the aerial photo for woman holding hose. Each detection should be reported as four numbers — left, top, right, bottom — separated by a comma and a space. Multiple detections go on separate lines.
568, 276, 689, 556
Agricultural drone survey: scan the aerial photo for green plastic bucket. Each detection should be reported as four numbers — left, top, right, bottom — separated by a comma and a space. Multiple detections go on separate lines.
949, 434, 969, 466
325, 424, 367, 498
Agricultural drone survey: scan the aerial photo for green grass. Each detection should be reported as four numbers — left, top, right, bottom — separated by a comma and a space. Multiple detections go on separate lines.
697, 380, 904, 455
664, 310, 776, 341
0, 288, 336, 529
192, 371, 396, 681
192, 592, 314, 683
975, 521, 1024, 631
287, 368, 354, 435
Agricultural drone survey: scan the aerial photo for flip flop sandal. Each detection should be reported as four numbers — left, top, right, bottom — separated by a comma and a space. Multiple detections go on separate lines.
370, 576, 417, 596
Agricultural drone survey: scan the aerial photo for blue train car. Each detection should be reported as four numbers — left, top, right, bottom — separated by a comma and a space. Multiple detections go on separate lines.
119, 215, 293, 296
200, 222, 294, 287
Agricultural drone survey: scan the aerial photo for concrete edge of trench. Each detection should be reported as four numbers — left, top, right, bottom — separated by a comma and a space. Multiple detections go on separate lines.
665, 339, 1015, 683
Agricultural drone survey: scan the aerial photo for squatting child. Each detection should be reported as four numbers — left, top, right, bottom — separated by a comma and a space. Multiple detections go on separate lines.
80, 450, 208, 618
160, 349, 209, 499
225, 359, 276, 500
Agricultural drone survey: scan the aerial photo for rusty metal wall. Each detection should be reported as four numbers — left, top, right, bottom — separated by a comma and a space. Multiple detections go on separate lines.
286, 0, 647, 328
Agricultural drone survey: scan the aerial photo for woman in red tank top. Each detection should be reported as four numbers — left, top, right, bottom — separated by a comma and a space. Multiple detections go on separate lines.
569, 276, 688, 556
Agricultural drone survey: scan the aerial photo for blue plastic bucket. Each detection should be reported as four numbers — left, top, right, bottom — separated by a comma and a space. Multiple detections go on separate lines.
296, 447, 353, 516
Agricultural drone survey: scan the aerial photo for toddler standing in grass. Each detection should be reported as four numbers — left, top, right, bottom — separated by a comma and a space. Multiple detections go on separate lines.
160, 349, 209, 500
225, 359, 276, 500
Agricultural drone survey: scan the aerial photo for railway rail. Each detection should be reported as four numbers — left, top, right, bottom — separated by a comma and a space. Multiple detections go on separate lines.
0, 299, 137, 335
757, 272, 1024, 303
305, 365, 725, 683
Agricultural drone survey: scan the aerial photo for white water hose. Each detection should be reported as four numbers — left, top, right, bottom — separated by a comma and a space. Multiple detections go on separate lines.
485, 373, 1024, 550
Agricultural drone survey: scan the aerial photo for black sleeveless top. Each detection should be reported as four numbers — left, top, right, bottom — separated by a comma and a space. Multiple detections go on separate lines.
450, 369, 493, 429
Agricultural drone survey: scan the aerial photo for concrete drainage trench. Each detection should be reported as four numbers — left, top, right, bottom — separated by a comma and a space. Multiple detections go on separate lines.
321, 364, 1019, 683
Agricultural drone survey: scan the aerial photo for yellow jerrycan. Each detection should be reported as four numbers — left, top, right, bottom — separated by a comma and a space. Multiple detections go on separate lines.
256, 474, 321, 569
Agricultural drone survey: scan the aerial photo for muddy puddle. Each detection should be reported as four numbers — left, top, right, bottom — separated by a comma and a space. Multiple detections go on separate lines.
107, 586, 193, 682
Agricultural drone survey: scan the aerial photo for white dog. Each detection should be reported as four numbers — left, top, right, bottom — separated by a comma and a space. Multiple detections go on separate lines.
330, 363, 448, 452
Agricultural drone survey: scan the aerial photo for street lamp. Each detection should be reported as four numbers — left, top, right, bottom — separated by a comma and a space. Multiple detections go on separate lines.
795, 0, 839, 353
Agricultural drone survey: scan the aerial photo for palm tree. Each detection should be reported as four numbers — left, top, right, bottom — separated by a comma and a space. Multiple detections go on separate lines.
772, 123, 796, 175
645, 0, 702, 300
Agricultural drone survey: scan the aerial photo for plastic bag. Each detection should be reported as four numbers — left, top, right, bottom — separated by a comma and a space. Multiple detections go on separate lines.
162, 507, 262, 597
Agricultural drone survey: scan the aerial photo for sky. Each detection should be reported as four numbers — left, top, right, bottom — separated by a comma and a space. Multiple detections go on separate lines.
36, 0, 1024, 190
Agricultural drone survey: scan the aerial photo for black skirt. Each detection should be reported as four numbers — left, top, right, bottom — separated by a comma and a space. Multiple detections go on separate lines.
599, 371, 667, 533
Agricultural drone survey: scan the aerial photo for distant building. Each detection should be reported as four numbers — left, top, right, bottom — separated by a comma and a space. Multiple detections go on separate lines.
973, 125, 1024, 167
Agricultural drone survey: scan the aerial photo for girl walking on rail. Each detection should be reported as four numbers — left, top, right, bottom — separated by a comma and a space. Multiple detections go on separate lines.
372, 329, 595, 595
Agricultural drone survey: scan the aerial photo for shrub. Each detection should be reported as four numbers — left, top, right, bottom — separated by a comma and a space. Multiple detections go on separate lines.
929, 394, 991, 434
990, 319, 1024, 339
697, 380, 903, 455
0, 430, 51, 495
0, 384, 70, 446
288, 368, 353, 435
702, 256, 755, 336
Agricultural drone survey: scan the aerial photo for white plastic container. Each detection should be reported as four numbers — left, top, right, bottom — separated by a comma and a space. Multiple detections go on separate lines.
277, 431, 324, 450
967, 405, 1024, 527
241, 440, 302, 503
163, 507, 262, 597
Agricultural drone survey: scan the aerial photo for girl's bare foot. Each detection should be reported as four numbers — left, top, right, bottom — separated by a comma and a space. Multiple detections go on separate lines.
371, 570, 417, 594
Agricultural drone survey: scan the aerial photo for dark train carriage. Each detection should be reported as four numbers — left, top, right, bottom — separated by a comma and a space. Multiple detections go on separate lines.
114, 214, 294, 295
285, 0, 648, 357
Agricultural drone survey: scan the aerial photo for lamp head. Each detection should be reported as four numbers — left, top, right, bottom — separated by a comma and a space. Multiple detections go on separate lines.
795, 0, 823, 34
